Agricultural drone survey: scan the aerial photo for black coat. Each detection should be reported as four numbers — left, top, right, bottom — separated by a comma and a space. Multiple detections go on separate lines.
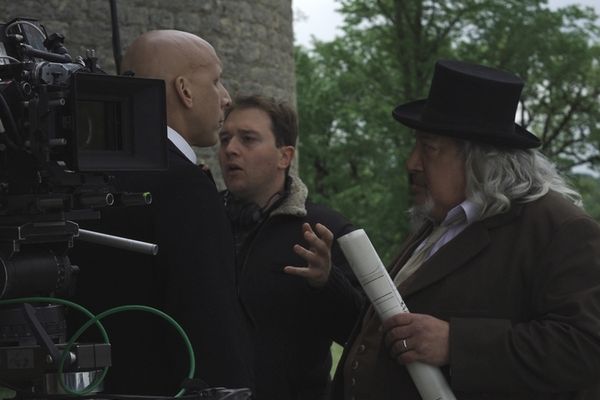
69, 142, 254, 395
231, 178, 363, 400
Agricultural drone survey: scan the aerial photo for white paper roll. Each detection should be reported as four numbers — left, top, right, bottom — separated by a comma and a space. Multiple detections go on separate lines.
338, 229, 456, 400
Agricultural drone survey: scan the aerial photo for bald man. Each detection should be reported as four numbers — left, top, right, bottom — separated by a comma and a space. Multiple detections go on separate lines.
122, 30, 229, 147
69, 31, 254, 395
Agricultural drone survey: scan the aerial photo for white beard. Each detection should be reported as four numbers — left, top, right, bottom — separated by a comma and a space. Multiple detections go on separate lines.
407, 195, 435, 233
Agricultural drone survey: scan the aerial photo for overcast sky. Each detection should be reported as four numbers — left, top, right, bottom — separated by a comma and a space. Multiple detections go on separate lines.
293, 0, 600, 47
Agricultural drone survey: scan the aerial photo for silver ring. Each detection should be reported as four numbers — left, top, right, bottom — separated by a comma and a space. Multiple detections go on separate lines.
401, 338, 408, 352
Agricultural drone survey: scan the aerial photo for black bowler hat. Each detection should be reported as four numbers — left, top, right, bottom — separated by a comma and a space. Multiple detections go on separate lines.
392, 60, 541, 148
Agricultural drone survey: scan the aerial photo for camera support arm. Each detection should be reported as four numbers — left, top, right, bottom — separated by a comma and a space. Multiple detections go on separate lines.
77, 228, 158, 256
21, 302, 64, 367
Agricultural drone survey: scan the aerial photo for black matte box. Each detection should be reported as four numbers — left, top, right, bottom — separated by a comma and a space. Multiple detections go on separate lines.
71, 73, 168, 172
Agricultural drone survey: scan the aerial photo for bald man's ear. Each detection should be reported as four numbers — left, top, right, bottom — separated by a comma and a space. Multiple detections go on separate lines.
173, 76, 194, 108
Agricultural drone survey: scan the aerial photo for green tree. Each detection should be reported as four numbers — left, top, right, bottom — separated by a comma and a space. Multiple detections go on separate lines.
296, 0, 600, 259
296, 42, 411, 263
574, 173, 600, 220
452, 1, 600, 171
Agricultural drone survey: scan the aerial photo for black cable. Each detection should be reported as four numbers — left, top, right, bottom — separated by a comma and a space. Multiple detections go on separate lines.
109, 0, 122, 74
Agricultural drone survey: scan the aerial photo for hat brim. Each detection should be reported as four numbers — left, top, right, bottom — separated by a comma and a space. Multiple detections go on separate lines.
392, 99, 541, 149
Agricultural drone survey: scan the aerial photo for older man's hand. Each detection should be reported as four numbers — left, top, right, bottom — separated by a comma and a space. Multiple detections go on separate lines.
382, 313, 450, 366
283, 222, 333, 288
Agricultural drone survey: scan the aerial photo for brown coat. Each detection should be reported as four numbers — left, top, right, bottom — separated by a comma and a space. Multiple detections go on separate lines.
334, 191, 600, 400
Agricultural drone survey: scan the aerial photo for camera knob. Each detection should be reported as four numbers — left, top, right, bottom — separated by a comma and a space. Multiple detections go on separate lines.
20, 81, 32, 96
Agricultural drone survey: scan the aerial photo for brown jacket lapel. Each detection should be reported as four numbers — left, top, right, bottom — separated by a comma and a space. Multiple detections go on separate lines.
396, 203, 524, 298
399, 223, 490, 297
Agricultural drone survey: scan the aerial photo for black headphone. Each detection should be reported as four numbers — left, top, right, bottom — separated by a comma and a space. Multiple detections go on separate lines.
224, 190, 288, 227
224, 194, 266, 226
224, 178, 291, 227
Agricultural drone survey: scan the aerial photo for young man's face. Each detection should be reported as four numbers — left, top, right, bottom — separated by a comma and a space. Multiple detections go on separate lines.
218, 107, 293, 206
406, 131, 466, 222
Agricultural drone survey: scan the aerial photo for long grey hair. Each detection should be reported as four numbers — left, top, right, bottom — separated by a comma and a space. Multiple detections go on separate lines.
463, 141, 583, 221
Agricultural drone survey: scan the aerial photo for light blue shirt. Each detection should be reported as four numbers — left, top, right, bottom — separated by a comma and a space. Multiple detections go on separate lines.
426, 199, 481, 259
167, 126, 197, 164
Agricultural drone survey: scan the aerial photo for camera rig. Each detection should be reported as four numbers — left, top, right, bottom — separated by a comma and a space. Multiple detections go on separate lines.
0, 17, 250, 400
0, 16, 167, 397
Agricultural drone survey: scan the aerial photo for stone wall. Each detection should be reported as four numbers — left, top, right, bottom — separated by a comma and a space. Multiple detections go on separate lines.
1, 0, 296, 186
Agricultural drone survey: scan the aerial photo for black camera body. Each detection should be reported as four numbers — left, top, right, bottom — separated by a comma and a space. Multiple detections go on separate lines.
0, 17, 168, 218
0, 17, 168, 297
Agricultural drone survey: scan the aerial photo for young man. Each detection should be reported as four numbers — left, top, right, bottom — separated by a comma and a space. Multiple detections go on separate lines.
70, 30, 253, 395
320, 60, 600, 399
218, 95, 363, 400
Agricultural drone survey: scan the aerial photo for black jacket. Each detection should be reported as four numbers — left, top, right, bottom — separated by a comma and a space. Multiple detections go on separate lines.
69, 141, 254, 395
228, 176, 363, 400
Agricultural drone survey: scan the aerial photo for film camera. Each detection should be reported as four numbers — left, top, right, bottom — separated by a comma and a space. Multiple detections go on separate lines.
0, 15, 166, 397
0, 18, 250, 400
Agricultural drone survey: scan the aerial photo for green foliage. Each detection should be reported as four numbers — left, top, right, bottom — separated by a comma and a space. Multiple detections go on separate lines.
0, 387, 15, 400
452, 1, 600, 171
330, 342, 344, 377
296, 43, 410, 262
573, 173, 600, 221
296, 0, 600, 259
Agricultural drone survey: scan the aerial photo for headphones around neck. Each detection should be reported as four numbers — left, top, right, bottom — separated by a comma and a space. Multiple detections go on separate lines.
225, 195, 265, 226
223, 176, 292, 227
224, 190, 288, 227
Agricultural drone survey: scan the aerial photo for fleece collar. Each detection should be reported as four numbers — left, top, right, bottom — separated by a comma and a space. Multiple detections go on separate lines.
270, 175, 308, 218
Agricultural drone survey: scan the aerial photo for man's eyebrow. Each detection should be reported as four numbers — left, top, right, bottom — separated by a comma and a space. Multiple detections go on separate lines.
238, 128, 259, 135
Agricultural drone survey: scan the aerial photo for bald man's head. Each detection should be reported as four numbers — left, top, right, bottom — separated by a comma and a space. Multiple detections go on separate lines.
122, 30, 215, 81
122, 30, 231, 147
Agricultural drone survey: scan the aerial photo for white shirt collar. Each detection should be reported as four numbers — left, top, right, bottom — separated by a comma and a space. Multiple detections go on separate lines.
442, 199, 480, 227
461, 199, 480, 224
167, 126, 197, 164
420, 199, 481, 260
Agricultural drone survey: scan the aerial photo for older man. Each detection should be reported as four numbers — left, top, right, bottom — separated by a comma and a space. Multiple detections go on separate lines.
70, 31, 253, 395
314, 60, 600, 399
